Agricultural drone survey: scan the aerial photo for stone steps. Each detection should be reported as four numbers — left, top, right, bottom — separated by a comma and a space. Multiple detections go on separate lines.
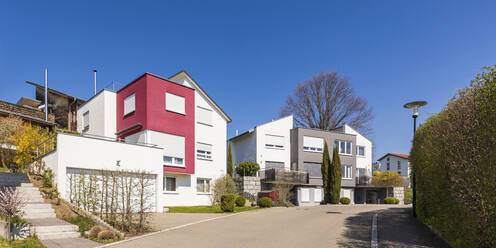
25, 212, 57, 219
37, 231, 81, 240
31, 223, 78, 234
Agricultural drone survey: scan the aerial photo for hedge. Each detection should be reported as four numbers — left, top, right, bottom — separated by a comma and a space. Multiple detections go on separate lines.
235, 195, 246, 207
410, 66, 496, 248
235, 161, 260, 176
220, 194, 236, 212
384, 197, 399, 204
339, 197, 350, 205
257, 197, 272, 208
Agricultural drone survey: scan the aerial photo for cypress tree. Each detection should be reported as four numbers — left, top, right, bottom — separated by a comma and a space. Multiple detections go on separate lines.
321, 142, 330, 203
329, 147, 342, 204
227, 143, 233, 177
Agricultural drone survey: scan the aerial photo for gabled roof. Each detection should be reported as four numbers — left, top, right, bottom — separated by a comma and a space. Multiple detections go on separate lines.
25, 81, 86, 103
228, 115, 292, 141
378, 153, 409, 161
169, 70, 231, 123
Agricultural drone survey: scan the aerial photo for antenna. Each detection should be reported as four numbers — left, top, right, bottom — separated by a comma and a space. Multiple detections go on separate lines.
44, 69, 48, 121
93, 69, 97, 95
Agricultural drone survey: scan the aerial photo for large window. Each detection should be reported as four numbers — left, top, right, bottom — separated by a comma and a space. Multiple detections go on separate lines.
164, 177, 176, 192
159, 134, 185, 167
303, 136, 323, 152
265, 134, 284, 149
342, 165, 352, 179
124, 93, 135, 116
397, 160, 401, 170
163, 156, 183, 166
196, 178, 211, 193
197, 143, 212, 160
83, 111, 89, 132
334, 140, 352, 155
357, 146, 365, 156
197, 106, 212, 126
166, 92, 185, 115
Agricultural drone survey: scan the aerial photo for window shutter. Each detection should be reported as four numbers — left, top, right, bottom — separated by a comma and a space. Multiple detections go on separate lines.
303, 136, 323, 149
166, 92, 185, 114
124, 94, 135, 115
197, 107, 212, 125
266, 134, 284, 147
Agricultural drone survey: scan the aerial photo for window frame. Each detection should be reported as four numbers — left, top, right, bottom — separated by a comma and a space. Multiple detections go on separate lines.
265, 134, 285, 150
123, 93, 136, 116
164, 176, 177, 192
196, 178, 211, 193
342, 165, 353, 179
335, 140, 352, 155
197, 143, 213, 161
163, 156, 184, 167
165, 92, 186, 115
357, 146, 365, 157
197, 106, 213, 126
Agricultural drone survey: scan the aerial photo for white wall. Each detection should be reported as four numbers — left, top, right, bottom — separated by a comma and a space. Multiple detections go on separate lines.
230, 132, 256, 175
255, 116, 293, 170
77, 90, 116, 138
342, 124, 372, 174
43, 133, 164, 211
377, 155, 410, 176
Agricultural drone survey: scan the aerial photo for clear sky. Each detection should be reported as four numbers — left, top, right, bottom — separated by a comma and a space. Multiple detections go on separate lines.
1, 1, 495, 160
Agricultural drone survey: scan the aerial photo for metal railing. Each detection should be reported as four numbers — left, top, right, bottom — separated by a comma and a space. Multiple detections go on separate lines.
257, 168, 309, 184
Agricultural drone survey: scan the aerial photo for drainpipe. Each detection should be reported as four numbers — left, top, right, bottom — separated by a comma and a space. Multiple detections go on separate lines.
44, 69, 48, 121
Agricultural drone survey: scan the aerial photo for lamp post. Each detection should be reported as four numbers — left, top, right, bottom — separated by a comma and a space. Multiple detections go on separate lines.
404, 100, 427, 217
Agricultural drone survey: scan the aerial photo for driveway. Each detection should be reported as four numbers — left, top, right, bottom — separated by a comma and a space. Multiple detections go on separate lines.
105, 205, 449, 248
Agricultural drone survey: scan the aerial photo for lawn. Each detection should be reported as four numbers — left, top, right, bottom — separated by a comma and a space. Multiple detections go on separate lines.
0, 236, 45, 248
166, 205, 258, 213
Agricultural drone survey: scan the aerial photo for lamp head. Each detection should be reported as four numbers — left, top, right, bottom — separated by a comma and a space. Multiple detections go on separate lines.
404, 101, 427, 117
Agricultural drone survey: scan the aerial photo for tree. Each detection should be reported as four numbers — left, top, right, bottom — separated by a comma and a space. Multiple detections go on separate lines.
329, 147, 342, 204
227, 143, 233, 177
0, 116, 22, 169
321, 142, 330, 203
371, 171, 405, 196
0, 187, 25, 241
280, 71, 373, 136
211, 175, 238, 206
235, 161, 260, 177
12, 123, 54, 172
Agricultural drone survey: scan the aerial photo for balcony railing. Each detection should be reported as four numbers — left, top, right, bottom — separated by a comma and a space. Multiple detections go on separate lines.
258, 168, 308, 184
356, 175, 372, 185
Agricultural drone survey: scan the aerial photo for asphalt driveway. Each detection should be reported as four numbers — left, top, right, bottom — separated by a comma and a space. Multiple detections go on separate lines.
105, 205, 449, 248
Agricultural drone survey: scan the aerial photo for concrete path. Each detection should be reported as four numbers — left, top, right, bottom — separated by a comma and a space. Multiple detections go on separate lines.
41, 237, 100, 248
103, 205, 450, 248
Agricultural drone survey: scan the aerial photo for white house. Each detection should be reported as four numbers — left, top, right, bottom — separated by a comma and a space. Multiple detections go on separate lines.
377, 153, 410, 177
229, 115, 293, 175
335, 124, 373, 179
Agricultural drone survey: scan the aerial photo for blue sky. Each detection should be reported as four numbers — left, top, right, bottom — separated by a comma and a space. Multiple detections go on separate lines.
1, 1, 495, 160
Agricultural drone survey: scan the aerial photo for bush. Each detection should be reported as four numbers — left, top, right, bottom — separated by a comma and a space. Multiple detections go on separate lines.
41, 168, 54, 188
235, 195, 246, 207
97, 230, 115, 240
258, 197, 272, 208
211, 175, 238, 205
384, 197, 399, 204
220, 194, 236, 212
88, 225, 103, 239
235, 161, 260, 176
339, 197, 351, 205
409, 66, 496, 247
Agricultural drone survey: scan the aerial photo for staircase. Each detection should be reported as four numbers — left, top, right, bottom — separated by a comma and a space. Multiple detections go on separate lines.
0, 173, 81, 240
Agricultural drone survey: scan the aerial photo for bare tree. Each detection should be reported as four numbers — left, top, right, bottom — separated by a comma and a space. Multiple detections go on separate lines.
280, 71, 373, 135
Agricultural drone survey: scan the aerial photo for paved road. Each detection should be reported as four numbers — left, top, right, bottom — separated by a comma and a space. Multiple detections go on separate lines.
107, 205, 449, 248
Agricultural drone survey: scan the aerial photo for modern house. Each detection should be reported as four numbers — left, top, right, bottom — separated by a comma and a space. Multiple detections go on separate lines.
229, 116, 374, 206
41, 70, 231, 210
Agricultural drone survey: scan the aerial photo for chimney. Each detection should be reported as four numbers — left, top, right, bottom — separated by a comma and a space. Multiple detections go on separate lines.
44, 69, 48, 121
93, 69, 97, 95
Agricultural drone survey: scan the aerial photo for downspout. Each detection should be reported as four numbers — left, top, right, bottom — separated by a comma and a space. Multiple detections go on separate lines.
68, 96, 77, 130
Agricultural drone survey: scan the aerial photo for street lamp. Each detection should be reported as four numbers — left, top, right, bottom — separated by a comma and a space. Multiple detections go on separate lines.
404, 100, 427, 217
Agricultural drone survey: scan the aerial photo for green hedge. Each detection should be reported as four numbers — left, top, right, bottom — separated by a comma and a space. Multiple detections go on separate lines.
235, 195, 246, 207
339, 197, 350, 205
220, 194, 236, 212
410, 66, 496, 248
257, 197, 272, 208
235, 161, 260, 176
384, 197, 399, 204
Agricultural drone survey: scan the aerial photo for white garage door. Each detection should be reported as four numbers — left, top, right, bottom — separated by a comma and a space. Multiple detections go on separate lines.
343, 189, 351, 199
65, 168, 157, 212
314, 188, 322, 202
301, 188, 310, 202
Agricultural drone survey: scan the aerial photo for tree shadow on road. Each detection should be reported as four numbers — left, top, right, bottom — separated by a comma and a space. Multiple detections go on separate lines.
336, 209, 375, 248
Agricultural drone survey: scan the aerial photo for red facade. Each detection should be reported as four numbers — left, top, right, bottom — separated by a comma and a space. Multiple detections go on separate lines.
116, 73, 195, 174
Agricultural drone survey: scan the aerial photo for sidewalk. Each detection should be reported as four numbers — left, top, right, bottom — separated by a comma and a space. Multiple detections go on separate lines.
378, 207, 450, 248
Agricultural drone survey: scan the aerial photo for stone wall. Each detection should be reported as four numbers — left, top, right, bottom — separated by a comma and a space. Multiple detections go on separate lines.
0, 220, 30, 240
392, 187, 405, 204
234, 176, 261, 200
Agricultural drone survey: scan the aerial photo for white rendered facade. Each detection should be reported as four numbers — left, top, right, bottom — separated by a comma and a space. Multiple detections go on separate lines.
377, 154, 410, 177
339, 124, 373, 178
76, 89, 116, 138
229, 115, 293, 175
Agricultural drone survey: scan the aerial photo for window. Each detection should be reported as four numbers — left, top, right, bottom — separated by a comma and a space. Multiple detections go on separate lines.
166, 92, 185, 114
387, 157, 390, 161
163, 156, 184, 166
196, 178, 211, 193
197, 143, 212, 160
335, 140, 352, 155
342, 165, 352, 179
197, 106, 212, 126
387, 162, 390, 170
303, 136, 323, 152
83, 111, 89, 132
301, 188, 310, 202
266, 161, 285, 169
164, 177, 176, 192
397, 161, 401, 170
265, 134, 284, 149
357, 146, 365, 156
124, 93, 135, 116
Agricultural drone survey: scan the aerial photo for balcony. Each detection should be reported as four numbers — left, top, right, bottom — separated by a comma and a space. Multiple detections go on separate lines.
258, 168, 308, 184
356, 175, 371, 185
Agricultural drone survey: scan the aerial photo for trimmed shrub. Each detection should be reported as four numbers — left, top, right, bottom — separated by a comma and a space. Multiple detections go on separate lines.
88, 225, 103, 239
220, 194, 236, 212
384, 197, 399, 204
235, 161, 260, 176
97, 230, 115, 240
339, 197, 351, 205
235, 195, 245, 207
258, 197, 272, 208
